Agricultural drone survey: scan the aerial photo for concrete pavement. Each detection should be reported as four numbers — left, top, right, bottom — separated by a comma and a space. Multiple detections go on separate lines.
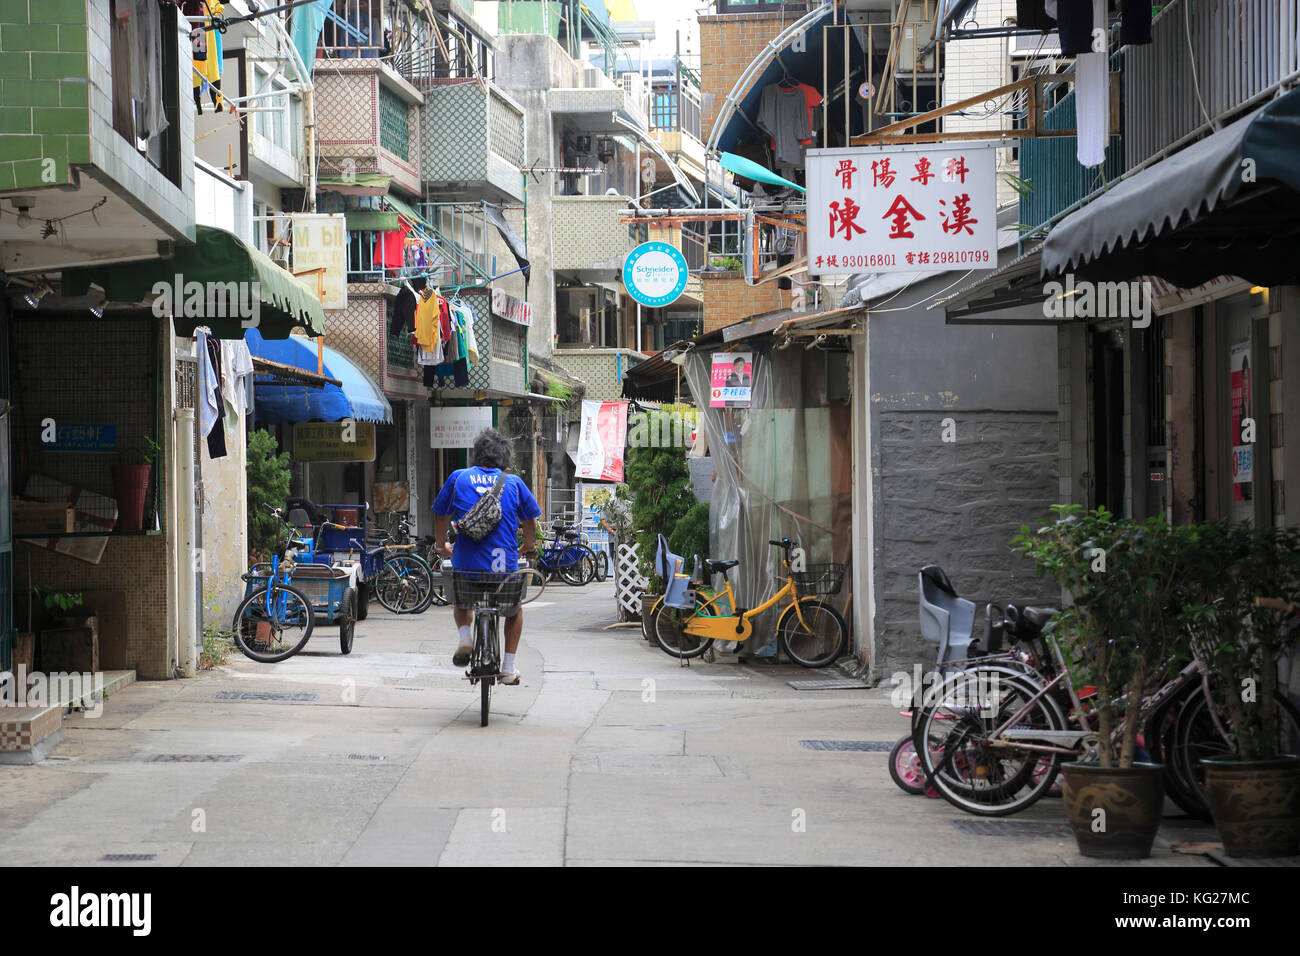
0, 581, 1221, 866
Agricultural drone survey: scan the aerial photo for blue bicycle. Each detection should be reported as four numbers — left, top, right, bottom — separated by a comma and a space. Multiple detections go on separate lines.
233, 506, 316, 662
534, 521, 597, 586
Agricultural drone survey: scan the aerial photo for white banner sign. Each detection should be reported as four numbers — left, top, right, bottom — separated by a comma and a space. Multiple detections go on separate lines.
491, 287, 533, 327
571, 400, 628, 482
291, 213, 348, 310
806, 145, 997, 275
430, 406, 493, 448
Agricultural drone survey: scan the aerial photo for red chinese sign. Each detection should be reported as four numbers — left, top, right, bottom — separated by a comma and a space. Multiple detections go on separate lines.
807, 145, 997, 275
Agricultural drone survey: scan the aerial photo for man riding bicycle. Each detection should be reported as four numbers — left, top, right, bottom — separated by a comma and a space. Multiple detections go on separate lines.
432, 428, 541, 685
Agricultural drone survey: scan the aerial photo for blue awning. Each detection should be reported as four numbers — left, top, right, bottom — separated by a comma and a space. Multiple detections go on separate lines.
246, 329, 393, 425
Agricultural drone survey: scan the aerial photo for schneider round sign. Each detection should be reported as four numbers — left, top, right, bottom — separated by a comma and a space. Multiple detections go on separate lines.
623, 241, 688, 307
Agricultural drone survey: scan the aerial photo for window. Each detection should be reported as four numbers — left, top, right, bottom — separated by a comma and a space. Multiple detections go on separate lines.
715, 0, 806, 12
379, 85, 410, 159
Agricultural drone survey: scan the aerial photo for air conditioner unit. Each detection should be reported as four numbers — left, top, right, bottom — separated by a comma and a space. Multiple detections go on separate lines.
583, 67, 604, 89
895, 2, 938, 75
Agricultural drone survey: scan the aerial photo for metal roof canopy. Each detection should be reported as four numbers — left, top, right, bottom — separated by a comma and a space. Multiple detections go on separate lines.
1042, 86, 1300, 287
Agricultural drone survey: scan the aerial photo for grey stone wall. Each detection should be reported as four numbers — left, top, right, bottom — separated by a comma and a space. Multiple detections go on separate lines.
872, 410, 1060, 674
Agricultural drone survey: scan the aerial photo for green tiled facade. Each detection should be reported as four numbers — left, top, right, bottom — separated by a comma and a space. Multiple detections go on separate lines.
0, 0, 89, 191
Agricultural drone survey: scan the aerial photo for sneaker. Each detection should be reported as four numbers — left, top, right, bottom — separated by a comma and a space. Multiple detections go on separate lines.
452, 641, 472, 667
499, 669, 521, 685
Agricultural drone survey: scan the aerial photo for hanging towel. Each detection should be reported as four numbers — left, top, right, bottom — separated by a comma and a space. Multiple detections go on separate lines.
372, 221, 411, 274
1074, 0, 1109, 168
202, 333, 228, 458
195, 330, 221, 440
457, 305, 479, 365
221, 338, 255, 415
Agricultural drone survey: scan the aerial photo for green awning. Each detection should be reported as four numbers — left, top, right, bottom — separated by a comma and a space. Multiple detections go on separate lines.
62, 226, 326, 340
345, 209, 400, 232
382, 193, 433, 231
317, 173, 393, 197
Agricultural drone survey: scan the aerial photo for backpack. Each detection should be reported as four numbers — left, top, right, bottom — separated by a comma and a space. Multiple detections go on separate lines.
456, 470, 506, 541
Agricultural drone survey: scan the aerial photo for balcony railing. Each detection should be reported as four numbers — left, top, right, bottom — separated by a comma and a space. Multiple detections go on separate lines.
1124, 0, 1300, 169
649, 86, 702, 141
318, 1, 384, 57
1019, 79, 1125, 236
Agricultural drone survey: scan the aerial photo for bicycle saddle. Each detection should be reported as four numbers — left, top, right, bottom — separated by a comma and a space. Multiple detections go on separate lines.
1022, 607, 1058, 631
705, 559, 739, 575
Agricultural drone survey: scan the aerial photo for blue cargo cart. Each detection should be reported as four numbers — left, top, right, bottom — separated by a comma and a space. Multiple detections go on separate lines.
242, 561, 358, 655
285, 500, 387, 620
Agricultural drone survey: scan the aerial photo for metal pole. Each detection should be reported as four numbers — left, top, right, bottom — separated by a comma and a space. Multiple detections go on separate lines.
176, 407, 197, 678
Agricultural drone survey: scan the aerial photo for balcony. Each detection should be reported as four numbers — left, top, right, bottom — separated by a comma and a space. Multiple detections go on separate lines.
648, 86, 707, 179
424, 291, 532, 399
419, 80, 526, 203
1124, 0, 1300, 170
313, 59, 423, 196
0, 0, 194, 273
550, 84, 648, 134
551, 348, 647, 404
552, 196, 647, 280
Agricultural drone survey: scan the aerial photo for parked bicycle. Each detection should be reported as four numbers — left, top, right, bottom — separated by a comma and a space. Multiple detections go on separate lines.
448, 564, 546, 726
533, 521, 597, 586
653, 536, 847, 668
232, 506, 316, 662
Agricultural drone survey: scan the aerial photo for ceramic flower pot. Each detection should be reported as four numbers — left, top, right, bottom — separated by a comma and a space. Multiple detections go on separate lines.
1060, 761, 1165, 859
1203, 755, 1300, 858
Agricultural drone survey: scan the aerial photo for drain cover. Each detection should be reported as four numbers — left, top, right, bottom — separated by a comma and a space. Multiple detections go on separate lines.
101, 854, 156, 862
214, 692, 318, 701
347, 754, 387, 761
952, 820, 1073, 839
148, 754, 243, 763
787, 678, 870, 690
799, 739, 894, 752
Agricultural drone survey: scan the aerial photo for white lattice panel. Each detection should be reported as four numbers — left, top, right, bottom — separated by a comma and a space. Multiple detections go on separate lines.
615, 543, 647, 620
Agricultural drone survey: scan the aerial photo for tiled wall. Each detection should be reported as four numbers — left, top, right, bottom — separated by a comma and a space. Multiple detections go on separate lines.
314, 61, 422, 195
552, 349, 643, 403
0, 0, 90, 190
551, 196, 639, 273
16, 534, 171, 678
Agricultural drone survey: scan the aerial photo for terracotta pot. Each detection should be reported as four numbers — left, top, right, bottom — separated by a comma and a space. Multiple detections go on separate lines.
1203, 755, 1300, 858
112, 464, 152, 531
1060, 761, 1165, 859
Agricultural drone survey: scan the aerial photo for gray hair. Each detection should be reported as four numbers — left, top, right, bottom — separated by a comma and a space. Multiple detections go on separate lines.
470, 427, 513, 470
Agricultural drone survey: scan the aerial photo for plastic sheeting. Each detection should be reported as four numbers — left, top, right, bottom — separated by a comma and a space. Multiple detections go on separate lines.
684, 344, 854, 656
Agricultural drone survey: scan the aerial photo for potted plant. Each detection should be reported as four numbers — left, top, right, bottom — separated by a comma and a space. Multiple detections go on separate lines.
34, 587, 86, 627
1014, 505, 1192, 859
113, 435, 160, 531
1184, 522, 1300, 857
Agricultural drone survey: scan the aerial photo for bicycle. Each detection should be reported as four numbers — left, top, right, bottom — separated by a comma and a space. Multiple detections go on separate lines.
232, 506, 316, 662
534, 522, 597, 586
449, 564, 546, 727
653, 536, 848, 668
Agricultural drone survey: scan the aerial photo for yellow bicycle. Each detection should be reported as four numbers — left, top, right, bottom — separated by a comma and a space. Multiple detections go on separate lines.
654, 537, 848, 668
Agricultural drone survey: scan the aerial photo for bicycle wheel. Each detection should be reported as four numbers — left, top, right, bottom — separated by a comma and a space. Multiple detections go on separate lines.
1144, 681, 1206, 816
355, 580, 369, 621
339, 586, 356, 655
654, 596, 715, 660
920, 670, 1067, 816
425, 552, 449, 606
1170, 687, 1300, 820
776, 597, 847, 668
595, 549, 610, 582
403, 554, 437, 613
889, 734, 929, 795
558, 546, 594, 586
232, 583, 316, 663
642, 594, 663, 642
375, 555, 432, 613
475, 614, 501, 728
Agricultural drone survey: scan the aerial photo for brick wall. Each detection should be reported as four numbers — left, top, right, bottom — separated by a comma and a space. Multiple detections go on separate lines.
0, 0, 91, 190
700, 272, 791, 333
699, 12, 792, 140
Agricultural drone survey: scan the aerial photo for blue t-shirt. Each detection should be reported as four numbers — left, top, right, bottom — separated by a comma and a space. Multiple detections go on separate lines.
432, 467, 542, 571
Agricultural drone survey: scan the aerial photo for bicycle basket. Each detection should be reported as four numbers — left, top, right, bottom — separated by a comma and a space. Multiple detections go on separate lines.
792, 563, 845, 595
450, 570, 526, 612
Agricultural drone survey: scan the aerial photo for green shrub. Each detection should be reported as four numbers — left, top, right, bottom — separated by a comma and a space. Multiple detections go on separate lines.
668, 501, 710, 569
247, 428, 291, 557
624, 433, 696, 587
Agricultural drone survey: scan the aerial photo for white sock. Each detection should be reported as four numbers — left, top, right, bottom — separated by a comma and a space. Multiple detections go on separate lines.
503, 652, 516, 674
457, 625, 471, 646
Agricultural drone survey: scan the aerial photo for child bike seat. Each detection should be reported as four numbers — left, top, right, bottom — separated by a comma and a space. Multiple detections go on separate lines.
656, 534, 694, 610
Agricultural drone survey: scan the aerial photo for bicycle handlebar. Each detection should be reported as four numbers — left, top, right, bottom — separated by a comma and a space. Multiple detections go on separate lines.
768, 538, 793, 550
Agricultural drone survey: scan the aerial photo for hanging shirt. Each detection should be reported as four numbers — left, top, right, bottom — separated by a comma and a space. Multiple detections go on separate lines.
1073, 0, 1109, 168
757, 83, 815, 168
391, 284, 418, 336
220, 338, 255, 415
456, 305, 479, 365
413, 290, 440, 351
